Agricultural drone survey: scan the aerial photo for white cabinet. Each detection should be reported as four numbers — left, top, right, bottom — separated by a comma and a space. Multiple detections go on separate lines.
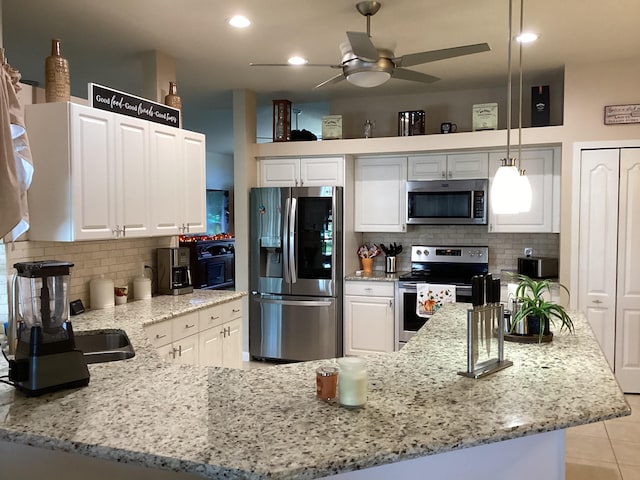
25, 102, 206, 241
144, 299, 243, 368
149, 124, 206, 236
344, 281, 395, 355
488, 147, 560, 233
408, 152, 488, 180
258, 156, 344, 187
577, 147, 640, 393
355, 156, 407, 232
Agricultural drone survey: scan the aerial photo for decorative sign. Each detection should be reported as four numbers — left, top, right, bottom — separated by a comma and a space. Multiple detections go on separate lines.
88, 83, 180, 128
322, 115, 343, 140
604, 104, 640, 125
472, 103, 498, 131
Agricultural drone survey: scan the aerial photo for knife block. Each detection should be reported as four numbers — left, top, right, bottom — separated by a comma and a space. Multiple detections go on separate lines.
458, 304, 513, 379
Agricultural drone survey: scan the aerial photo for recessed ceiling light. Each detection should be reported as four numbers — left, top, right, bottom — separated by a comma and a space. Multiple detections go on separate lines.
516, 32, 538, 43
288, 56, 308, 66
228, 15, 251, 28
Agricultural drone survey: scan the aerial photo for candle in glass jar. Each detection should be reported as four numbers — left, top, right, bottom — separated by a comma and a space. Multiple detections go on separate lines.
338, 357, 367, 408
316, 366, 338, 401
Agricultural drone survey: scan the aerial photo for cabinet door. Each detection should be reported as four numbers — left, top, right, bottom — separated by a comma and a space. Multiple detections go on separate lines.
199, 327, 223, 367
114, 116, 150, 238
174, 333, 199, 365
71, 105, 116, 240
222, 317, 243, 369
488, 148, 556, 233
344, 295, 394, 355
300, 157, 344, 186
182, 132, 207, 234
259, 158, 300, 186
578, 148, 619, 369
149, 124, 182, 235
408, 154, 447, 180
355, 156, 407, 232
447, 152, 488, 179
615, 148, 640, 391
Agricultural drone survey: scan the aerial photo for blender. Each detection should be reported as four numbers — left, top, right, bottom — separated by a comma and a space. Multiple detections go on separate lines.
7, 260, 89, 396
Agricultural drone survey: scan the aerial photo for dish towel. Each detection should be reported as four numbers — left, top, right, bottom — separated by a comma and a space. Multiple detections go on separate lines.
0, 50, 34, 242
416, 284, 456, 318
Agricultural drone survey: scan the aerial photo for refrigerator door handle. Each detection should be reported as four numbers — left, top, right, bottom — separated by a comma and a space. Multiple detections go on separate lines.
283, 197, 291, 284
256, 297, 331, 308
289, 197, 297, 283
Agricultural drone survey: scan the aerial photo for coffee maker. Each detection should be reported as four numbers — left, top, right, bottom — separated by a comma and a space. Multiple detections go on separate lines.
8, 261, 90, 396
157, 247, 193, 295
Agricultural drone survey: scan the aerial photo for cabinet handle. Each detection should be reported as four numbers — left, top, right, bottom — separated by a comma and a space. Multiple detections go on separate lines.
226, 327, 231, 336
232, 309, 240, 313
593, 299, 603, 304
178, 345, 182, 357
185, 323, 196, 329
448, 171, 452, 178
221, 328, 226, 337
210, 315, 220, 320
170, 347, 176, 359
441, 171, 446, 178
364, 287, 373, 292
112, 226, 120, 238
155, 334, 167, 340
389, 299, 393, 307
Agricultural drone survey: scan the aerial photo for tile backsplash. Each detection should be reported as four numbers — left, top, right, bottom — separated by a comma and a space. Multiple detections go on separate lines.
362, 225, 559, 275
1, 237, 175, 317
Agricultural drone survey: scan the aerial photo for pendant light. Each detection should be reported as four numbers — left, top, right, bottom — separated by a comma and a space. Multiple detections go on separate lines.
490, 0, 532, 214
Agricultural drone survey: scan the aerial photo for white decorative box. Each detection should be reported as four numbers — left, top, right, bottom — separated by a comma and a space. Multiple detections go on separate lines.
322, 115, 343, 140
472, 103, 498, 131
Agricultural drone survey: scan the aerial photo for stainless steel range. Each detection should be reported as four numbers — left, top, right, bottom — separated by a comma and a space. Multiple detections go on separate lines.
395, 245, 488, 350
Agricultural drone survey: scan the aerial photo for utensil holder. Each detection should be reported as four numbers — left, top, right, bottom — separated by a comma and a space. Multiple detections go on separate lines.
361, 257, 373, 272
385, 256, 396, 273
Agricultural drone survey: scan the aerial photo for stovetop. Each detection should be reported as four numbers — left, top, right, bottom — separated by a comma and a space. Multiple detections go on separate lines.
398, 245, 489, 284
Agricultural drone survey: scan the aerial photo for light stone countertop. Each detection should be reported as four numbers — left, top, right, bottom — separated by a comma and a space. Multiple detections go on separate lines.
344, 270, 406, 281
0, 295, 630, 480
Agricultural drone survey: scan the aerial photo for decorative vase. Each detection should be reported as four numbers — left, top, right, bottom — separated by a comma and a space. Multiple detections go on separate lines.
164, 81, 182, 110
45, 38, 70, 103
527, 315, 551, 336
361, 257, 374, 272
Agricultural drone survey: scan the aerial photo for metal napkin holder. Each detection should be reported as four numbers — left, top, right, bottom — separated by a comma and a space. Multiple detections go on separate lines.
458, 304, 513, 379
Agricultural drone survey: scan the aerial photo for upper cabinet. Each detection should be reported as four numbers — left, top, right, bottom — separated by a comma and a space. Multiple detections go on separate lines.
488, 146, 560, 233
408, 152, 489, 180
258, 156, 344, 187
25, 102, 206, 241
355, 156, 407, 232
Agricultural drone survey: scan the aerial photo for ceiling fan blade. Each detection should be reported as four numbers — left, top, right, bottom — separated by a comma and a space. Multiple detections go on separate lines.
314, 73, 346, 89
346, 31, 379, 62
250, 63, 341, 68
392, 68, 440, 84
397, 43, 491, 68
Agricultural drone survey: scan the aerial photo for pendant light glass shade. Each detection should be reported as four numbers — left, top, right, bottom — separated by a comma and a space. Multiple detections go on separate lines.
516, 171, 532, 212
491, 160, 521, 214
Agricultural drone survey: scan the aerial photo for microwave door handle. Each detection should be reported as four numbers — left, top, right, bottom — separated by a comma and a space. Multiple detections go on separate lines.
289, 197, 297, 283
283, 197, 291, 284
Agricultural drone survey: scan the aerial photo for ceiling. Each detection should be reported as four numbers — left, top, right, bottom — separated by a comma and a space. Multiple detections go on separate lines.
3, 0, 640, 112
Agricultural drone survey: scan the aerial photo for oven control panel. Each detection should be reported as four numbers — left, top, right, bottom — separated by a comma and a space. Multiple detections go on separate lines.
410, 246, 488, 264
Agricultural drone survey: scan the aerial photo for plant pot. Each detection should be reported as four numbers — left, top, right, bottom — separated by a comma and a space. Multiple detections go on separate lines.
527, 315, 551, 335
361, 257, 374, 272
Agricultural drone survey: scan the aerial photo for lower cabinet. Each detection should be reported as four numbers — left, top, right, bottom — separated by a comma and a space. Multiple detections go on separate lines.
144, 299, 242, 368
344, 281, 395, 355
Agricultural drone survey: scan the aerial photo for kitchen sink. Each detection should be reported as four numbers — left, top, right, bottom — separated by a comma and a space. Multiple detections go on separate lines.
74, 329, 135, 364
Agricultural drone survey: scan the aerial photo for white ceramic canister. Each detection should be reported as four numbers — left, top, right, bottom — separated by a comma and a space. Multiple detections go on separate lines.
337, 357, 367, 408
90, 276, 115, 309
133, 276, 152, 300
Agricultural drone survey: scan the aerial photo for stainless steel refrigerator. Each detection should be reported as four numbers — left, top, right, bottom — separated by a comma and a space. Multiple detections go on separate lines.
249, 186, 343, 361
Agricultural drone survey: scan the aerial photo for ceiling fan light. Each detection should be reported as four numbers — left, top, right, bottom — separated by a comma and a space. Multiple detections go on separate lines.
346, 70, 390, 87
228, 15, 251, 28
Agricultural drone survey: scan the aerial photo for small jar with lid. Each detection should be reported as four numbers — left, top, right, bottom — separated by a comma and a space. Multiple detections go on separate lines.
316, 366, 338, 401
337, 357, 367, 408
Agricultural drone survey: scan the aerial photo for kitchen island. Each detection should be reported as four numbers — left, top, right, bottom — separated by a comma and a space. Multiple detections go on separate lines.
0, 294, 630, 480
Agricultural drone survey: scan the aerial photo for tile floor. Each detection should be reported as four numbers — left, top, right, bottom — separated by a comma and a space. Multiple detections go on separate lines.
566, 394, 640, 480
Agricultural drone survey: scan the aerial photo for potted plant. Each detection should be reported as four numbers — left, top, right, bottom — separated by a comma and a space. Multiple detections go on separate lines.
511, 274, 574, 342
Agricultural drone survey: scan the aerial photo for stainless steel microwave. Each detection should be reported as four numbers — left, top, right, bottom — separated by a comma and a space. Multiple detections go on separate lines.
406, 178, 488, 225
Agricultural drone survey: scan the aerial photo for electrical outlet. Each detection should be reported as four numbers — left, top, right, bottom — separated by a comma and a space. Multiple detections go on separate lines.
524, 247, 533, 257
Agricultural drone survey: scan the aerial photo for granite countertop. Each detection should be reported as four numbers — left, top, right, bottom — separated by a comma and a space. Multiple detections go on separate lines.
344, 270, 406, 281
0, 296, 630, 480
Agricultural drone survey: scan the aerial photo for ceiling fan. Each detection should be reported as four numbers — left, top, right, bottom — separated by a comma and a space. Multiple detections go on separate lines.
250, 1, 491, 89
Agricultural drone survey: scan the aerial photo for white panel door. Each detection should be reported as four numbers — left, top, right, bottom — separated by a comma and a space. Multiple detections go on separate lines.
149, 124, 182, 235
222, 318, 243, 369
615, 148, 640, 391
300, 157, 344, 186
578, 149, 620, 369
182, 132, 207, 234
114, 116, 150, 237
71, 106, 115, 240
199, 327, 223, 367
344, 295, 394, 355
174, 334, 199, 366
259, 158, 300, 186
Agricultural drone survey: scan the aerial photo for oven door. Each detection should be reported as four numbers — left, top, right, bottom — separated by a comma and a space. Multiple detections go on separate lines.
395, 282, 471, 350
